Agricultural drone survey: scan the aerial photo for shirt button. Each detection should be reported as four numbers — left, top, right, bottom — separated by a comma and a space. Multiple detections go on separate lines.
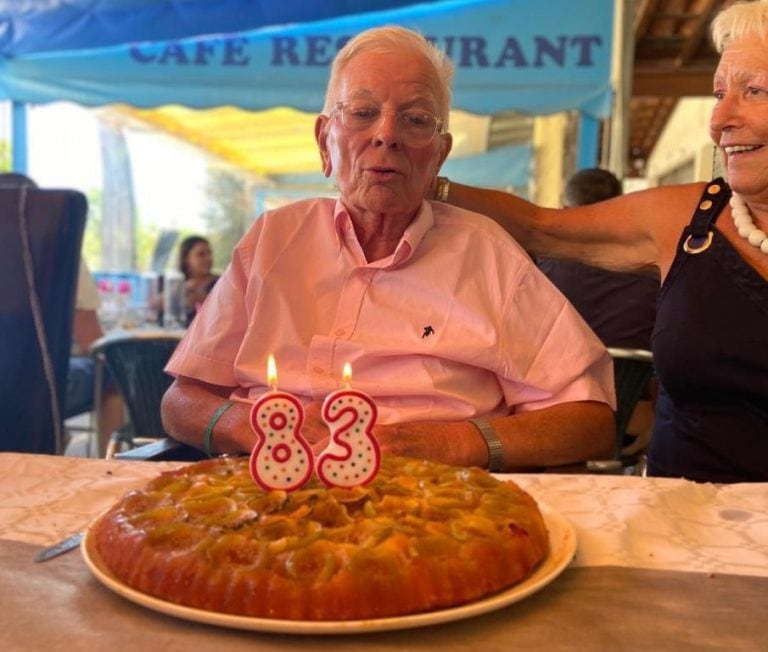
313, 366, 324, 375
335, 328, 346, 336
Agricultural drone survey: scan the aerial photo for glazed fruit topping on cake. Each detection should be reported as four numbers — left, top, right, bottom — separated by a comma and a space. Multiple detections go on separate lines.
93, 455, 549, 620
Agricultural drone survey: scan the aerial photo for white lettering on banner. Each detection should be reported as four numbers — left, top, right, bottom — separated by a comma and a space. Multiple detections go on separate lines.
129, 34, 604, 69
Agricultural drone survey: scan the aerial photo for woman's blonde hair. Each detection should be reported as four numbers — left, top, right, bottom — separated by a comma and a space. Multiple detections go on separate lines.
711, 0, 768, 53
322, 25, 454, 126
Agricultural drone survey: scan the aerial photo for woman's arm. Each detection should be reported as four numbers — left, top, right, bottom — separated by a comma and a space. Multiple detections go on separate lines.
445, 180, 702, 277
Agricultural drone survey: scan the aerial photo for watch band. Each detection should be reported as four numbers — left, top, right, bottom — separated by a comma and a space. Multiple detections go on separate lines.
435, 176, 450, 202
469, 418, 504, 472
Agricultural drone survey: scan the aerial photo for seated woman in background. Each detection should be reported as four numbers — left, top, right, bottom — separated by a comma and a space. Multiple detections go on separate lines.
178, 235, 219, 326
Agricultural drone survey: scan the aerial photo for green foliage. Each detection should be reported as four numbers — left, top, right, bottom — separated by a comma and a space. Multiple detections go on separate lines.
201, 166, 251, 271
0, 141, 10, 171
81, 188, 102, 268
82, 186, 160, 272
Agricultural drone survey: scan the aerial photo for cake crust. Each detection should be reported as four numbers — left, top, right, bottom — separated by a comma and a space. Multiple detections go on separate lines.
93, 456, 549, 620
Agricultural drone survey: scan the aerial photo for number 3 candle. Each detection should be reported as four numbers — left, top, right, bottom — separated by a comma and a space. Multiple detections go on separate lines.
249, 355, 314, 492
316, 362, 381, 487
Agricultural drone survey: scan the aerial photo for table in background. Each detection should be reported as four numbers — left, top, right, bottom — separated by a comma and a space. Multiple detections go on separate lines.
0, 453, 765, 650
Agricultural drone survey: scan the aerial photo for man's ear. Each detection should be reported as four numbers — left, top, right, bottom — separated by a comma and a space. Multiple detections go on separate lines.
315, 115, 333, 177
437, 132, 453, 170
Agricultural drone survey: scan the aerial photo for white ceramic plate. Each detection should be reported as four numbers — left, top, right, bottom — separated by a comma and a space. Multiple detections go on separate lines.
82, 504, 576, 635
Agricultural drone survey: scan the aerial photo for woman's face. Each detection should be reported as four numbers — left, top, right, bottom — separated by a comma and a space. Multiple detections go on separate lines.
315, 48, 451, 222
186, 241, 213, 278
710, 34, 768, 199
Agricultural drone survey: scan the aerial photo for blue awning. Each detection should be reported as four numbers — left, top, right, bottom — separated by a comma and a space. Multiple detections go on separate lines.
0, 0, 614, 118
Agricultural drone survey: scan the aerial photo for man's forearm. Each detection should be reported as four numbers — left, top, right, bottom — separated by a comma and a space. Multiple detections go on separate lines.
161, 378, 253, 455
374, 400, 615, 471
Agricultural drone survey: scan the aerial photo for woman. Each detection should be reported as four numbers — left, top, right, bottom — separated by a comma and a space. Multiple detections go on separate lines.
439, 0, 768, 482
178, 235, 218, 326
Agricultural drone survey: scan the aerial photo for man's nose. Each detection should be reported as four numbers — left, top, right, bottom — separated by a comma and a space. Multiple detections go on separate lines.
371, 112, 403, 146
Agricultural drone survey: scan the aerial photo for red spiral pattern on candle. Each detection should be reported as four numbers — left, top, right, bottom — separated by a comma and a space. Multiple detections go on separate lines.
317, 390, 380, 487
249, 392, 313, 491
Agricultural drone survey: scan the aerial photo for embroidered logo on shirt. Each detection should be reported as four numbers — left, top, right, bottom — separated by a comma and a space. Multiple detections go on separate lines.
422, 325, 435, 338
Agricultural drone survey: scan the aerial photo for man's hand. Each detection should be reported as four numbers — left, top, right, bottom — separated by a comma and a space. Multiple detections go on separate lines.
303, 401, 331, 451
371, 422, 474, 467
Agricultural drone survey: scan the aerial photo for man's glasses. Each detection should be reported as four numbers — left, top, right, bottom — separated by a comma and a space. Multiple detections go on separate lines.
333, 101, 444, 147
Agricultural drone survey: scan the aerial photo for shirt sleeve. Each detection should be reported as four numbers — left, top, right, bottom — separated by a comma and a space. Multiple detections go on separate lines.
498, 264, 616, 412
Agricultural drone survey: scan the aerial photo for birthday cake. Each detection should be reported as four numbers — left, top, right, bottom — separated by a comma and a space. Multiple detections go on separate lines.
90, 455, 549, 621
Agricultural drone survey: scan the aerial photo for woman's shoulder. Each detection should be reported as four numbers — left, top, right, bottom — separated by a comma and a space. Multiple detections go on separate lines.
621, 180, 717, 217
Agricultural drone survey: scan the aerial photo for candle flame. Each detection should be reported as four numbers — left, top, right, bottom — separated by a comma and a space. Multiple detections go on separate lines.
342, 362, 352, 388
267, 355, 278, 391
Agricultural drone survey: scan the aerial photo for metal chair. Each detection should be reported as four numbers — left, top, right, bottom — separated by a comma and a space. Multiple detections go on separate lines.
587, 347, 654, 473
90, 330, 183, 457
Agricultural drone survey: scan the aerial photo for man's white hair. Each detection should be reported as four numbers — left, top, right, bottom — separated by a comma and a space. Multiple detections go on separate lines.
322, 25, 454, 127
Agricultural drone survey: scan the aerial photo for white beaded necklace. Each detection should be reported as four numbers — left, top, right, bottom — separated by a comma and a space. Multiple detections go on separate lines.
730, 192, 768, 255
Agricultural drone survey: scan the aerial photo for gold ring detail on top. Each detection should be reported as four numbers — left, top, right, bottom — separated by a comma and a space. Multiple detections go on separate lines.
683, 231, 713, 254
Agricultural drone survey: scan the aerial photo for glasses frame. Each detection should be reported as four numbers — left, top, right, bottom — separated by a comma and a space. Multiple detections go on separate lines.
332, 101, 445, 146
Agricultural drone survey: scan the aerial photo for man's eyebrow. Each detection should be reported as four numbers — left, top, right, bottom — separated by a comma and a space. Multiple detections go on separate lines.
344, 89, 376, 100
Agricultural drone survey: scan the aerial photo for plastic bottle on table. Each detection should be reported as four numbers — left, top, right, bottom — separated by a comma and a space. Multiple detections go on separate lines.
162, 269, 185, 329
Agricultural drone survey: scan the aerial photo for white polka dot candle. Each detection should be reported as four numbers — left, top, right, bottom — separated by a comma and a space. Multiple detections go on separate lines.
316, 362, 381, 488
249, 355, 314, 492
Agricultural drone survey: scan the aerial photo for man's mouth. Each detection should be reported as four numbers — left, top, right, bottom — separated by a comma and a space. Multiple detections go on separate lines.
366, 167, 400, 179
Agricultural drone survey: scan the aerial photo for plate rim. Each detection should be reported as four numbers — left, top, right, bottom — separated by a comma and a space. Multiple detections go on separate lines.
82, 503, 576, 635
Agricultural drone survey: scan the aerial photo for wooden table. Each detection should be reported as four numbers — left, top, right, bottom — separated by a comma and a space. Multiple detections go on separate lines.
1, 453, 766, 650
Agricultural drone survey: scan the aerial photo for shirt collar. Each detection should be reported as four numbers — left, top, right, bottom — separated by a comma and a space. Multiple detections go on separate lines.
333, 199, 435, 268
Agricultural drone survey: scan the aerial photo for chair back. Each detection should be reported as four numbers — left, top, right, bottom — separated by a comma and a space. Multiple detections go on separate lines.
91, 331, 182, 439
607, 347, 654, 460
0, 187, 87, 453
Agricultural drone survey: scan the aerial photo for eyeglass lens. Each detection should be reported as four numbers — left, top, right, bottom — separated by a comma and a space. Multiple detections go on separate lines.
337, 102, 441, 145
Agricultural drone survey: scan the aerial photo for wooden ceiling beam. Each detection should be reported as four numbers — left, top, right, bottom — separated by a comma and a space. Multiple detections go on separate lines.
634, 0, 661, 39
675, 0, 719, 66
632, 67, 715, 96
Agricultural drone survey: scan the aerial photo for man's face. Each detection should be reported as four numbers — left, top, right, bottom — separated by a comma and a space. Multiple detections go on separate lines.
315, 48, 452, 221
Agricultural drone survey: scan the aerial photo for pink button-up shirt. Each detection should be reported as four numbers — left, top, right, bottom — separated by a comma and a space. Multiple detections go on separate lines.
166, 198, 615, 423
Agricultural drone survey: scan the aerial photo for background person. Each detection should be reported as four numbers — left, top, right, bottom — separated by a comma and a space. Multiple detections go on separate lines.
537, 168, 659, 351
537, 168, 659, 453
161, 25, 616, 472
434, 1, 768, 482
178, 235, 219, 326
68, 259, 125, 456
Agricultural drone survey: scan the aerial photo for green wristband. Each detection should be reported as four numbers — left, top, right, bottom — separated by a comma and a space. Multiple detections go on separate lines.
203, 400, 236, 458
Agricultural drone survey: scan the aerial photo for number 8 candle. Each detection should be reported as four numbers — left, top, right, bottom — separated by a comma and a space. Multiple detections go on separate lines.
249, 355, 314, 491
316, 362, 381, 487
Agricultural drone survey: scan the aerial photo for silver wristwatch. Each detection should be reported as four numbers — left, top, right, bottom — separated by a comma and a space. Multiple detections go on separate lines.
469, 418, 504, 472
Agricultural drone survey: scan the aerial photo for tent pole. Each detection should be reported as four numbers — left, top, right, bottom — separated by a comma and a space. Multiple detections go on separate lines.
607, 0, 634, 178
11, 101, 28, 173
576, 113, 600, 171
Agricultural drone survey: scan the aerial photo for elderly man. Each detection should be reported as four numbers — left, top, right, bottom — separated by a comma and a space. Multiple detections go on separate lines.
162, 25, 615, 471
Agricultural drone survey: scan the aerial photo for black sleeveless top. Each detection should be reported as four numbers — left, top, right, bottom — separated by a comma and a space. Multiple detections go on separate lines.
648, 179, 768, 482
